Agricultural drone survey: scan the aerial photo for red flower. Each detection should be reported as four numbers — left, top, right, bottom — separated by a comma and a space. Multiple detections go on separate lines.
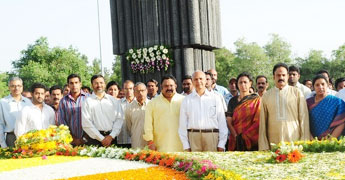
165, 157, 175, 167
276, 154, 287, 162
275, 149, 280, 154
125, 152, 132, 160
159, 159, 166, 166
139, 153, 146, 160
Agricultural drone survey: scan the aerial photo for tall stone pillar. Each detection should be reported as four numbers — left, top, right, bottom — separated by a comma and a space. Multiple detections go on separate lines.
110, 0, 221, 90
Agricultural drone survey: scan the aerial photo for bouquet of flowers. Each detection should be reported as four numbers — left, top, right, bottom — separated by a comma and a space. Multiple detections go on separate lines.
269, 142, 304, 163
126, 45, 173, 74
12, 125, 74, 157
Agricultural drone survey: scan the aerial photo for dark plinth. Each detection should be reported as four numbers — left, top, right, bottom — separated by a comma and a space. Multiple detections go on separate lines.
110, 0, 221, 90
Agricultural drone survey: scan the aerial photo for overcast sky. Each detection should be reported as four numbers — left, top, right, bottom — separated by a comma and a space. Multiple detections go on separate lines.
1, 0, 345, 73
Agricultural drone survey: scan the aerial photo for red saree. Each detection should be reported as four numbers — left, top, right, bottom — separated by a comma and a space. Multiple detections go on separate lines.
228, 95, 261, 151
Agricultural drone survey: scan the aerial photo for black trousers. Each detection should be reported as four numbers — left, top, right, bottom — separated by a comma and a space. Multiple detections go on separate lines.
85, 131, 117, 147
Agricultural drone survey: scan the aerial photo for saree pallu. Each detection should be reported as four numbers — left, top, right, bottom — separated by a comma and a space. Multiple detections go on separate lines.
228, 95, 261, 151
307, 95, 345, 139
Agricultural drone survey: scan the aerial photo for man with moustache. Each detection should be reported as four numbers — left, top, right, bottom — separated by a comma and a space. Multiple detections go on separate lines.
0, 77, 32, 148
49, 85, 63, 112
259, 63, 310, 150
82, 75, 123, 147
57, 74, 88, 146
125, 82, 149, 149
15, 83, 55, 137
143, 75, 185, 152
179, 71, 228, 152
207, 69, 229, 97
256, 75, 269, 97
181, 75, 194, 96
288, 65, 311, 98
146, 79, 159, 100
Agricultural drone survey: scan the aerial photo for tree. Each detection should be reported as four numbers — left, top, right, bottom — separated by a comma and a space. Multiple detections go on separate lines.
264, 34, 292, 64
298, 50, 329, 81
11, 37, 91, 89
109, 56, 122, 85
0, 73, 9, 98
330, 44, 345, 79
214, 48, 235, 87
233, 38, 271, 82
91, 59, 102, 75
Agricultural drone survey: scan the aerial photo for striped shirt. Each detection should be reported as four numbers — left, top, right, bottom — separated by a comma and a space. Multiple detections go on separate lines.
57, 91, 88, 139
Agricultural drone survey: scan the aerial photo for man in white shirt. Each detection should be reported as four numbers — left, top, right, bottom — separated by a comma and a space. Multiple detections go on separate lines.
118, 80, 135, 148
288, 65, 311, 98
179, 71, 228, 152
0, 77, 32, 148
82, 75, 123, 147
15, 83, 55, 137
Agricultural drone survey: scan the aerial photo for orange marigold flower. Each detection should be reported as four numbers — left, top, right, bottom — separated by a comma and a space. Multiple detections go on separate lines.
139, 153, 146, 160
165, 157, 175, 167
159, 159, 166, 166
288, 150, 302, 163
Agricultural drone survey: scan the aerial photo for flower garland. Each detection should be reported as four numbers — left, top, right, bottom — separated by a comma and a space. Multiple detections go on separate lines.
273, 137, 345, 153
0, 125, 77, 159
62, 166, 188, 180
269, 142, 304, 163
126, 45, 173, 74
78, 146, 242, 180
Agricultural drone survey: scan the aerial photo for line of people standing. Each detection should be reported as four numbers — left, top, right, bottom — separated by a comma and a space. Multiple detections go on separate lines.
1, 62, 345, 153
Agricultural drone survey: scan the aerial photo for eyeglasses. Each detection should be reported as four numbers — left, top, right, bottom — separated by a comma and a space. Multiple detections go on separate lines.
10, 85, 23, 88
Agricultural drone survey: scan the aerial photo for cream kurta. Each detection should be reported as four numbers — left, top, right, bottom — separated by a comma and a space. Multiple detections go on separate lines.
125, 99, 149, 149
143, 93, 184, 152
259, 85, 310, 150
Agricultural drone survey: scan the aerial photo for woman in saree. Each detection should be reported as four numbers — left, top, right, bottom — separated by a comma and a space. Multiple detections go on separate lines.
307, 74, 345, 139
226, 72, 261, 151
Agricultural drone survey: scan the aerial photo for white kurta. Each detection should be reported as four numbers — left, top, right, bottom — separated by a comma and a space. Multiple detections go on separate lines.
259, 86, 310, 150
15, 103, 55, 137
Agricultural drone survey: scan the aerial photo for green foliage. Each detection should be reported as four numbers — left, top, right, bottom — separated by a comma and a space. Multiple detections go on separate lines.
264, 34, 292, 64
11, 37, 91, 89
214, 48, 235, 87
0, 73, 9, 98
109, 56, 122, 85
91, 59, 102, 75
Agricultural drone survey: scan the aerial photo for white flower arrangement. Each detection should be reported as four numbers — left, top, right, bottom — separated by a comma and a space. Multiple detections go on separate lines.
126, 45, 173, 74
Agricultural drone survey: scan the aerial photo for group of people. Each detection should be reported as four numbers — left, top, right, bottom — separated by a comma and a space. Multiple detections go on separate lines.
1, 62, 345, 152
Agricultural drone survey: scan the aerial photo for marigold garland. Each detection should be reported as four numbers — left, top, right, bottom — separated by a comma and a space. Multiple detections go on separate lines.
0, 155, 87, 172
61, 166, 188, 180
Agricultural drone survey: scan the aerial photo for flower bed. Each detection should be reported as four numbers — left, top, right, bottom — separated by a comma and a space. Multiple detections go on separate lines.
3, 127, 345, 180
78, 146, 242, 180
62, 166, 188, 180
179, 151, 345, 179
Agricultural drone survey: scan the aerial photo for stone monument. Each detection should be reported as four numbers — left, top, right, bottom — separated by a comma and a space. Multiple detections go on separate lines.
109, 0, 221, 90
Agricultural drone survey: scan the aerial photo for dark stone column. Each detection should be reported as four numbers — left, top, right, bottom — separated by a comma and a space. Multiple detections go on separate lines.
109, 0, 221, 91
